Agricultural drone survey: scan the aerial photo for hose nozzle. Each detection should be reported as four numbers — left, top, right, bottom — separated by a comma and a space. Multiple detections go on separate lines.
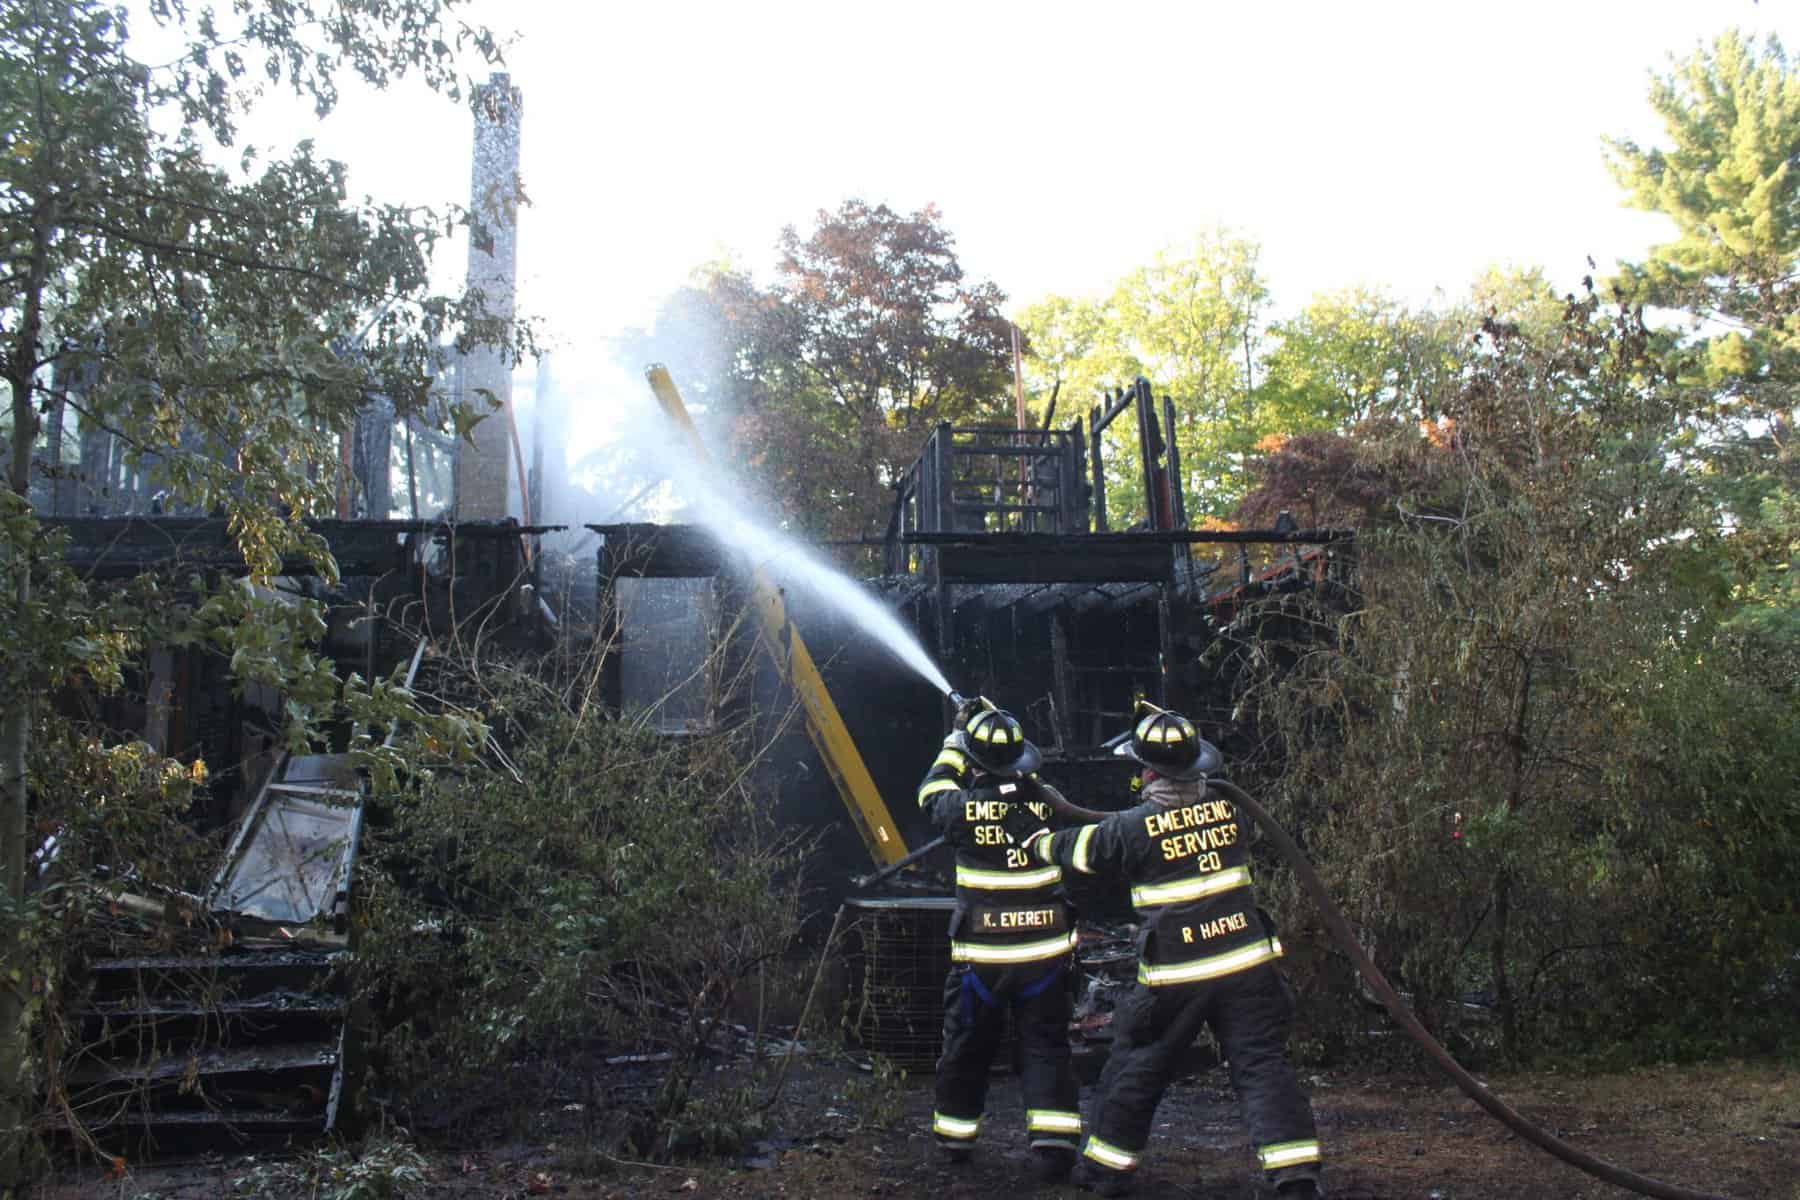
948, 691, 997, 731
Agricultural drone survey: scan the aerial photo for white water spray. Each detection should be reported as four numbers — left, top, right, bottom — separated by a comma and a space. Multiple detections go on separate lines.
652, 442, 954, 696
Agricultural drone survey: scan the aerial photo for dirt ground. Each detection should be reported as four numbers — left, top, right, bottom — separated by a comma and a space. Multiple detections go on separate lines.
35, 1058, 1798, 1200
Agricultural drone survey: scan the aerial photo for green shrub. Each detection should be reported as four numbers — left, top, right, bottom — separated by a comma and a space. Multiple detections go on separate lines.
229, 1135, 428, 1200
352, 646, 812, 1152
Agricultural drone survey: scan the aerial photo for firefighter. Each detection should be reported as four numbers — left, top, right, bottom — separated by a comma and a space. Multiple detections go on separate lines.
915, 700, 1082, 1183
1006, 705, 1323, 1199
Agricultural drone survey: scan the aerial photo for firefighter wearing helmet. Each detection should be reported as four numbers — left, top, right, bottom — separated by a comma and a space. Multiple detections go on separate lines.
1005, 702, 1324, 1198
914, 698, 1081, 1183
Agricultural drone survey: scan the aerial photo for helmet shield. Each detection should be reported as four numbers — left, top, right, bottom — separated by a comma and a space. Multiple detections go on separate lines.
1112, 710, 1220, 781
955, 707, 1041, 778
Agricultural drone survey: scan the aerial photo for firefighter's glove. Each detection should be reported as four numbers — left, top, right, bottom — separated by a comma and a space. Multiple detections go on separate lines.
1001, 797, 1049, 851
953, 694, 988, 731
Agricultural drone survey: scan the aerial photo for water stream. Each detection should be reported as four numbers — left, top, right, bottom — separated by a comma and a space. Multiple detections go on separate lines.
653, 445, 954, 696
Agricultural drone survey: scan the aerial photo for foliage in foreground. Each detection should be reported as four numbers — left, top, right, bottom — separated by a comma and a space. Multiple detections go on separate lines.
353, 649, 812, 1155
1, 0, 520, 1187
1233, 294, 1800, 1068
228, 1134, 428, 1200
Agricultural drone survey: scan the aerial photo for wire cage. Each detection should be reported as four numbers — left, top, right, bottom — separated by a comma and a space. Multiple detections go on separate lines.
843, 897, 957, 1071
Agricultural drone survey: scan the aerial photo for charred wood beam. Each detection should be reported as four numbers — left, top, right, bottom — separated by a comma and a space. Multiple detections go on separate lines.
1048, 613, 1075, 750
902, 529, 1352, 546
1094, 386, 1137, 430
936, 541, 1174, 585
586, 523, 728, 579
1162, 395, 1187, 530
946, 444, 1069, 459
46, 517, 562, 579
1069, 583, 1155, 617
945, 502, 1063, 515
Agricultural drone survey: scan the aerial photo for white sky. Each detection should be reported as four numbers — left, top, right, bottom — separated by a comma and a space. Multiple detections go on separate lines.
211, 0, 1800, 436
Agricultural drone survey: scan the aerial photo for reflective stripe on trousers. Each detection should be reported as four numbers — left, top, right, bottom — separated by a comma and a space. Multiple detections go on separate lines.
932, 1111, 979, 1140
1082, 1135, 1140, 1171
1027, 1108, 1082, 1134
1259, 1138, 1321, 1170
934, 961, 1077, 1154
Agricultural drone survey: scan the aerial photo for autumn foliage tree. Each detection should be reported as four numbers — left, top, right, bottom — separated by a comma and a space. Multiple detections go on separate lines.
621, 202, 1017, 541
1213, 31, 1800, 1068
1234, 295, 1800, 1064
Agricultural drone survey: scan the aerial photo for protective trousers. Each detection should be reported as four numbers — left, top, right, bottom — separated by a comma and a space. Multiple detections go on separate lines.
1084, 962, 1321, 1186
932, 960, 1081, 1152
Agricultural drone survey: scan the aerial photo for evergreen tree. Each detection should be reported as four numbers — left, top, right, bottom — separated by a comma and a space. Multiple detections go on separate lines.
1606, 29, 1800, 412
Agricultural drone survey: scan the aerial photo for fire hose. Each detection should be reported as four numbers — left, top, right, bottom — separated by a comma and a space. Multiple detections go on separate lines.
853, 775, 1733, 1198
1207, 778, 1734, 1200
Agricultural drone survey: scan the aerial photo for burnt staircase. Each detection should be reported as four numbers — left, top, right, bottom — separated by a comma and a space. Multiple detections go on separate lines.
57, 641, 429, 1155
61, 945, 348, 1152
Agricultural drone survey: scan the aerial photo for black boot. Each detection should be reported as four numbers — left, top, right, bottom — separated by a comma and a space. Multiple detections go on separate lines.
1275, 1178, 1322, 1199
1029, 1146, 1077, 1184
1077, 1160, 1136, 1197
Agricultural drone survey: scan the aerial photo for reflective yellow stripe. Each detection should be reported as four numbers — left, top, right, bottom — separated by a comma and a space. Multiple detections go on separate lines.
1027, 1109, 1082, 1133
932, 1111, 980, 1139
956, 863, 1061, 890
917, 778, 960, 804
1258, 1139, 1320, 1169
1070, 824, 1097, 874
1130, 865, 1252, 907
1083, 1136, 1139, 1170
1137, 938, 1283, 986
951, 931, 1077, 964
932, 749, 967, 771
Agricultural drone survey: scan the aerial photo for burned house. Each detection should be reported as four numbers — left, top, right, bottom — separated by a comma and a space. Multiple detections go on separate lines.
31, 356, 1353, 1151
16, 47, 1358, 1143
597, 376, 1353, 872
593, 374, 1355, 1073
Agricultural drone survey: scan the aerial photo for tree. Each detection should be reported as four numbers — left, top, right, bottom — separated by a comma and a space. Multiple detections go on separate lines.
1254, 287, 1466, 434
1239, 297, 1800, 1062
1466, 266, 1569, 342
616, 205, 1015, 542
1018, 229, 1273, 525
1114, 231, 1270, 521
1606, 29, 1800, 411
594, 269, 811, 539
733, 201, 1017, 540
1606, 28, 1800, 696
1009, 292, 1131, 431
0, 2, 514, 1182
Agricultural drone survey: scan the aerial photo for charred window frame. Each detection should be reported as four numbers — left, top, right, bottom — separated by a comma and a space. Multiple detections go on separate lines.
593, 524, 730, 735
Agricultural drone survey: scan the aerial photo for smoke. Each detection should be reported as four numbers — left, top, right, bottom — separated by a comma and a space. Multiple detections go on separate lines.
646, 433, 954, 696
521, 304, 952, 696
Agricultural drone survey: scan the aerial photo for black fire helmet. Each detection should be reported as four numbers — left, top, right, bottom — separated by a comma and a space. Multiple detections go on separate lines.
1113, 708, 1221, 782
953, 706, 1042, 778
